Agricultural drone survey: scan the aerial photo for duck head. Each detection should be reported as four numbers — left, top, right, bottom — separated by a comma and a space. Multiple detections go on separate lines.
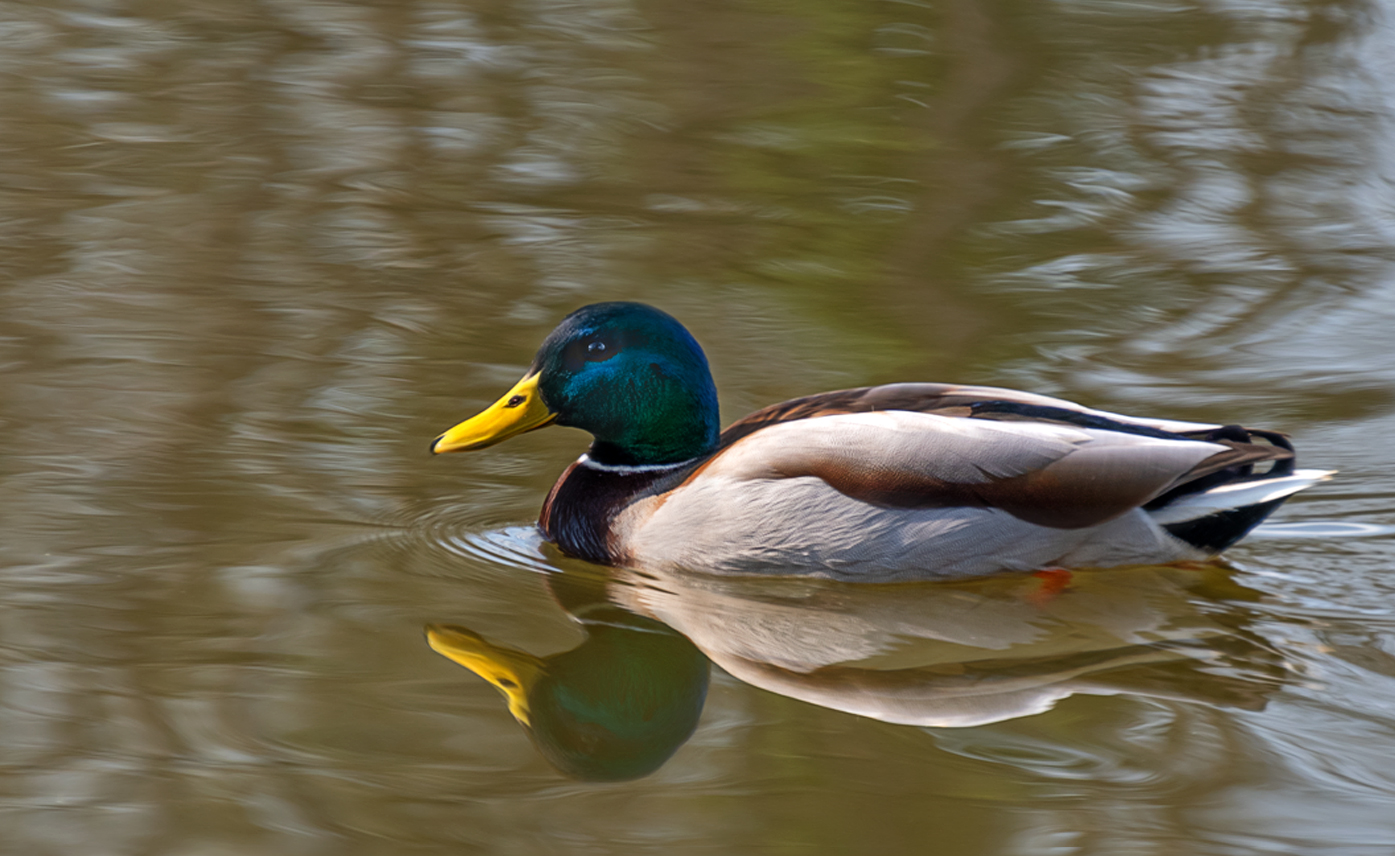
431, 302, 720, 466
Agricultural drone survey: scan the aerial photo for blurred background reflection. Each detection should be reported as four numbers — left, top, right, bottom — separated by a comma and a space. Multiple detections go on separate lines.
1, 0, 1394, 853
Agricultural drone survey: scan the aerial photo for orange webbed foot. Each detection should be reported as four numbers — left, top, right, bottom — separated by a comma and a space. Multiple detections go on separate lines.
1027, 567, 1074, 607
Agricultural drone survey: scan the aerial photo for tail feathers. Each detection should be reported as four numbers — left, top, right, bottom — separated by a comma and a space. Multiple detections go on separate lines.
1152, 469, 1335, 554
1149, 469, 1335, 526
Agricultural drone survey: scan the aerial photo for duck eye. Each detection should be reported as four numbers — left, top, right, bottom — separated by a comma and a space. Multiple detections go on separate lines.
583, 334, 621, 362
562, 332, 622, 369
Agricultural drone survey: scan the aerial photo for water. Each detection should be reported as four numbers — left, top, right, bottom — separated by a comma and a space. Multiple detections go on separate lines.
1, 0, 1394, 852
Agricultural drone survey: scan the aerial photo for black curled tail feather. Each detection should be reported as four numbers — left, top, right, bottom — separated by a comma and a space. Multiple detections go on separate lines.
1143, 424, 1295, 512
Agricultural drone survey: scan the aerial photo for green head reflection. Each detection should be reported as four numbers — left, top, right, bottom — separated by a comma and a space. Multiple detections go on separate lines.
427, 607, 710, 782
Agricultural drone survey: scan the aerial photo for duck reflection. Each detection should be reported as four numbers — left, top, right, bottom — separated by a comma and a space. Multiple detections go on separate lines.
609, 563, 1287, 728
426, 603, 709, 782
428, 556, 1288, 779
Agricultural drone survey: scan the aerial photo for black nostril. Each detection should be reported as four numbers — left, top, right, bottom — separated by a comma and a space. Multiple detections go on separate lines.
505, 395, 526, 408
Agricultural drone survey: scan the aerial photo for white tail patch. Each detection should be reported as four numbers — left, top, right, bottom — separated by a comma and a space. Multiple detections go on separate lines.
1148, 469, 1336, 525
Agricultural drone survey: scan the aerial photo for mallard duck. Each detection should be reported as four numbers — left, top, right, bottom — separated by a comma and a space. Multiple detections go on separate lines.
431, 302, 1331, 580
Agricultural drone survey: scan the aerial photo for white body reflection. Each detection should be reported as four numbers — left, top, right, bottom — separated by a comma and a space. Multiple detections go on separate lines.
594, 561, 1285, 728
457, 525, 1287, 732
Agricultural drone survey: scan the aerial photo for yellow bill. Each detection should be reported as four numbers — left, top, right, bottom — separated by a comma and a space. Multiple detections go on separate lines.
426, 624, 545, 726
431, 373, 556, 454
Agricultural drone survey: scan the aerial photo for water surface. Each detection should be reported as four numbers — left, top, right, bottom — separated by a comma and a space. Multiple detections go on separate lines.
1, 0, 1394, 853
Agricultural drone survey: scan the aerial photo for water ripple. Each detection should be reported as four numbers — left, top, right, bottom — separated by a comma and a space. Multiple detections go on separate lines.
436, 525, 556, 576
1251, 521, 1395, 539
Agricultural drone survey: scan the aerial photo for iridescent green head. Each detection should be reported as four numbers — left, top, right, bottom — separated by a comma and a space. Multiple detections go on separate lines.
432, 302, 720, 466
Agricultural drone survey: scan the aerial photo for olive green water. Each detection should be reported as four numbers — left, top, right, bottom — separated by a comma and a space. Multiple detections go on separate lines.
2, 0, 1395, 852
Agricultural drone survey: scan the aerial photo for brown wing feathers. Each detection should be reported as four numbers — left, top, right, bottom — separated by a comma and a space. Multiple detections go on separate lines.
715, 385, 1296, 530
775, 456, 1172, 529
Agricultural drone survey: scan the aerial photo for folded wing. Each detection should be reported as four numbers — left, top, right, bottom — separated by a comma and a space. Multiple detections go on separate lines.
706, 397, 1280, 530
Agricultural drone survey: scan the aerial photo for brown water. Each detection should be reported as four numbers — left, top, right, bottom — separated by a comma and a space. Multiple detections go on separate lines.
2, 0, 1394, 852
